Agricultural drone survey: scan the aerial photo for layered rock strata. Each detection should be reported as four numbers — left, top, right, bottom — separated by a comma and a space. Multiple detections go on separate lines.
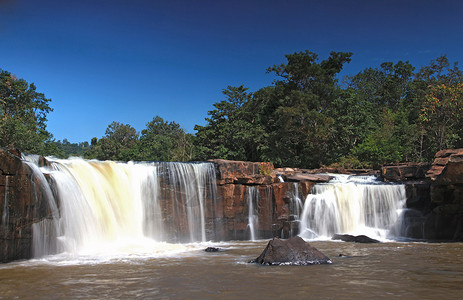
381, 150, 463, 241
0, 149, 53, 262
209, 159, 318, 240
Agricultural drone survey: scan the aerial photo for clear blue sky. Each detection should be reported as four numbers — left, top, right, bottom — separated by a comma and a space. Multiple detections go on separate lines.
1, 0, 462, 143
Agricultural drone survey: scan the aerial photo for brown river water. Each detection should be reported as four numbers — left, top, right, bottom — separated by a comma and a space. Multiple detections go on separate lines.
1, 240, 462, 299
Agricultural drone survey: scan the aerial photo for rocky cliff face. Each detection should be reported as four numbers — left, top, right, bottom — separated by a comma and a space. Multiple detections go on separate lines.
424, 149, 463, 241
209, 159, 317, 240
0, 149, 53, 262
381, 150, 463, 241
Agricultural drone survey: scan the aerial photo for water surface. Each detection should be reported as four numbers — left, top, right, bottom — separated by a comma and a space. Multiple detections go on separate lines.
1, 240, 462, 299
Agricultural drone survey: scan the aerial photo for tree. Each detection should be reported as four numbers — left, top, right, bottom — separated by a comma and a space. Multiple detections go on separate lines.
263, 50, 353, 167
341, 61, 417, 166
411, 55, 463, 160
351, 110, 405, 168
0, 69, 53, 154
194, 85, 263, 161
86, 121, 139, 161
419, 83, 463, 152
138, 116, 192, 161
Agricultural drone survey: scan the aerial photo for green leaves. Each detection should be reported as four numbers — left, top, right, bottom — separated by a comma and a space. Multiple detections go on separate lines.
85, 117, 193, 162
0, 69, 53, 154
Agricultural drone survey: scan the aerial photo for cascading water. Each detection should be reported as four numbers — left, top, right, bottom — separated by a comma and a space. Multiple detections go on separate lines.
246, 186, 259, 241
1, 176, 8, 228
24, 157, 217, 258
156, 162, 216, 243
289, 183, 303, 219
299, 174, 406, 241
21, 155, 61, 257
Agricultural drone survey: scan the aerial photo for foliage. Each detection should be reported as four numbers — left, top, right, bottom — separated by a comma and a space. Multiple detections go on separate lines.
6, 51, 463, 169
85, 121, 139, 161
194, 52, 463, 168
419, 83, 463, 152
45, 139, 90, 158
138, 116, 193, 161
194, 85, 265, 161
0, 69, 53, 154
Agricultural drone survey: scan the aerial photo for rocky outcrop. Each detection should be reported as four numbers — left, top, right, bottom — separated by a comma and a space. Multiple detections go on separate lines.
423, 149, 463, 241
213, 175, 315, 241
249, 236, 331, 265
427, 149, 463, 184
209, 159, 275, 185
332, 234, 380, 243
209, 159, 320, 240
386, 149, 463, 241
0, 149, 53, 263
381, 163, 432, 182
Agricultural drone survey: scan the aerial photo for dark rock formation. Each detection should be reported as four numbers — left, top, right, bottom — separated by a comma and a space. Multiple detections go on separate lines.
0, 148, 53, 263
249, 236, 331, 265
332, 234, 380, 243
423, 149, 463, 241
204, 247, 220, 252
381, 163, 432, 182
386, 149, 463, 241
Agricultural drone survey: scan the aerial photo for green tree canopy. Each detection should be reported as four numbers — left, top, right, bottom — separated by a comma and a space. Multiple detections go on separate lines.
138, 115, 193, 161
0, 69, 53, 154
86, 121, 139, 161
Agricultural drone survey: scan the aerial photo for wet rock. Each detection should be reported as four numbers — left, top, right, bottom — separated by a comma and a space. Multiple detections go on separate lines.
381, 163, 432, 182
0, 148, 54, 263
285, 173, 333, 183
249, 236, 331, 265
204, 247, 221, 252
332, 234, 380, 243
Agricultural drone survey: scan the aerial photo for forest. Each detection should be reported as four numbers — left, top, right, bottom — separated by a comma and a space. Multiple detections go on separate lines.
1, 50, 463, 169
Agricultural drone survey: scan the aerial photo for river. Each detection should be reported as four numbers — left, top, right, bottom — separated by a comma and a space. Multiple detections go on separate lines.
1, 240, 462, 299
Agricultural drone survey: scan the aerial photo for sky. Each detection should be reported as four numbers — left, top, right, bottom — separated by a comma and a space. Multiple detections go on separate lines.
1, 0, 463, 143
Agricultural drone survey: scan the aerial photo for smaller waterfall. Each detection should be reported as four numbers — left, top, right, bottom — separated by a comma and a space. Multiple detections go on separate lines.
21, 155, 61, 257
246, 187, 259, 241
299, 174, 406, 241
289, 183, 303, 219
1, 176, 9, 228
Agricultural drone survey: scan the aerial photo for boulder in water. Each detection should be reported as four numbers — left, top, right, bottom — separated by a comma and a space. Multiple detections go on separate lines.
332, 234, 380, 243
204, 247, 221, 252
249, 236, 331, 265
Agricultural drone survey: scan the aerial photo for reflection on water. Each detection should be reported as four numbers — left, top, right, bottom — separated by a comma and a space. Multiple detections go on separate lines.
1, 240, 463, 299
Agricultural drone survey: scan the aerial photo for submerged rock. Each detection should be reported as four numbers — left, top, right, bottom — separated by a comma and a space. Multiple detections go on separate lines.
249, 236, 331, 265
332, 234, 380, 243
204, 247, 221, 252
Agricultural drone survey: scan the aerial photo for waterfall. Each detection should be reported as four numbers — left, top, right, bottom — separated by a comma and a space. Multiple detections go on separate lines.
299, 174, 406, 240
156, 162, 216, 242
23, 157, 217, 257
21, 155, 61, 257
246, 186, 259, 241
1, 176, 9, 228
289, 183, 303, 219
